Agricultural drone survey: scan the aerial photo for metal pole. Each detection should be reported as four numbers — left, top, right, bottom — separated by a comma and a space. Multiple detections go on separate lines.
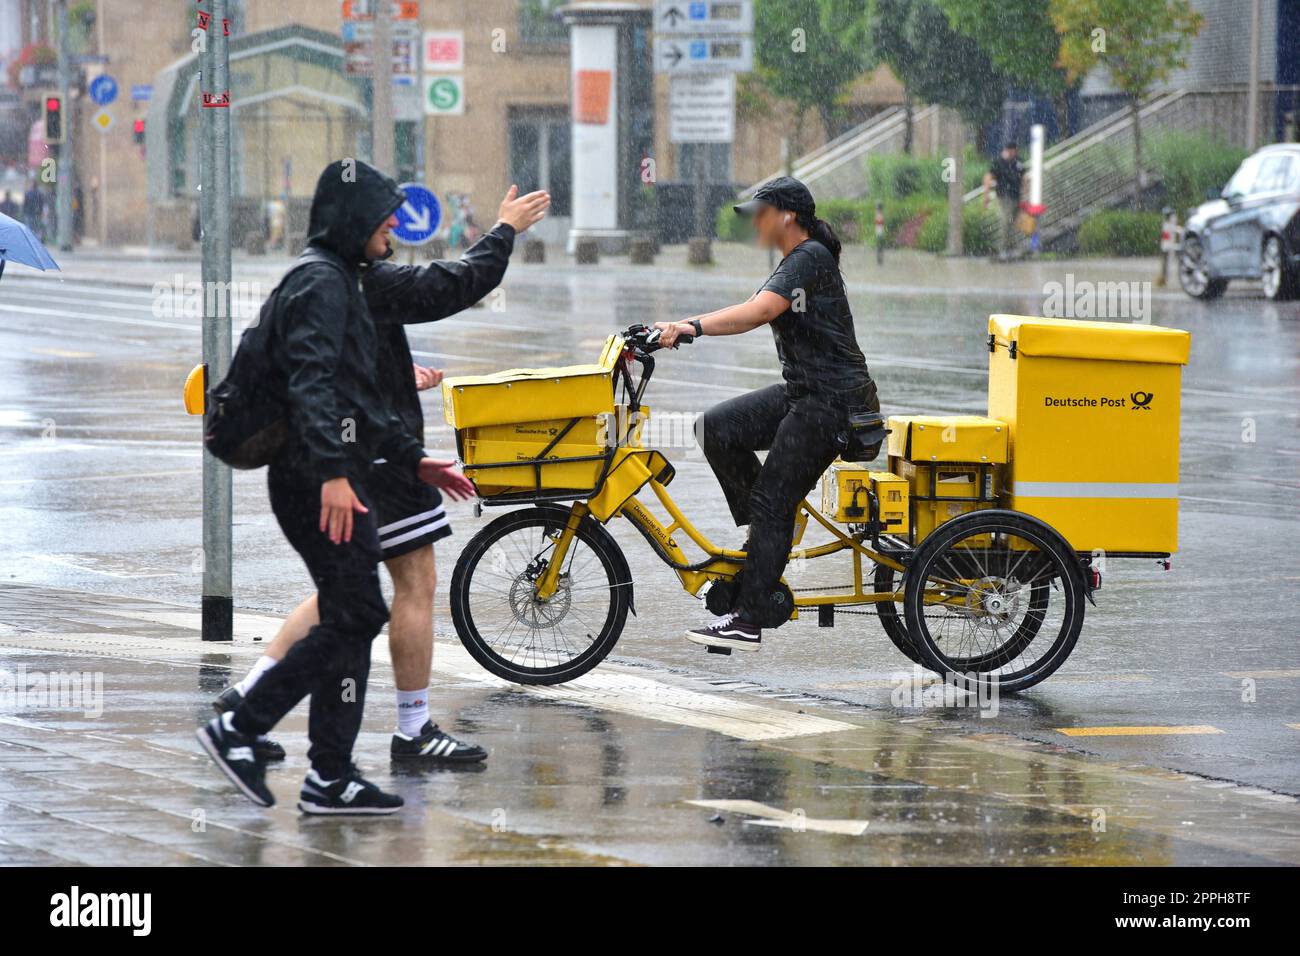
96, 0, 106, 247
55, 0, 73, 252
372, 0, 394, 172
945, 109, 964, 257
1246, 0, 1261, 150
200, 0, 232, 641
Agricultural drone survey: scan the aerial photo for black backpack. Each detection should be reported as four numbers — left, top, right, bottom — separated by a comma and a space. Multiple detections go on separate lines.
204, 250, 344, 469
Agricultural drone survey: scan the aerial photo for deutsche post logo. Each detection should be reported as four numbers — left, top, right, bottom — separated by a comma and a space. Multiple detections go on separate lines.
1131, 391, 1154, 410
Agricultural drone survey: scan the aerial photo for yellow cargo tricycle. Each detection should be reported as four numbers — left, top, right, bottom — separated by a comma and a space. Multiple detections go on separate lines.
442, 318, 1190, 693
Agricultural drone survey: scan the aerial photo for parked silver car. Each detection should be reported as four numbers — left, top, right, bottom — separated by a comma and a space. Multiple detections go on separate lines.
1179, 143, 1300, 301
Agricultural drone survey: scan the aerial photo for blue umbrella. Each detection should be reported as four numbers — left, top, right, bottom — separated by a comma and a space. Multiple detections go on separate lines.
0, 211, 60, 281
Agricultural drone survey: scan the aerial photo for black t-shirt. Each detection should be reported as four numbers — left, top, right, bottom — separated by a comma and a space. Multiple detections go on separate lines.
989, 155, 1025, 200
759, 239, 870, 396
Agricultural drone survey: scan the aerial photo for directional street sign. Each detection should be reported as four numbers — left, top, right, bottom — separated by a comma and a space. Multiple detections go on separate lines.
656, 1, 753, 34
131, 84, 153, 102
654, 34, 753, 74
88, 74, 118, 106
669, 73, 735, 143
392, 182, 442, 245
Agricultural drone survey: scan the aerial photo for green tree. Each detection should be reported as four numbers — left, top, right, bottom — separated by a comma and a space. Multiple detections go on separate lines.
1052, 0, 1203, 204
868, 0, 1008, 131
753, 0, 878, 150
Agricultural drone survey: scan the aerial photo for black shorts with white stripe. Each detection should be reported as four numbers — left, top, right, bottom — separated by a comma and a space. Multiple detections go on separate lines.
368, 462, 454, 559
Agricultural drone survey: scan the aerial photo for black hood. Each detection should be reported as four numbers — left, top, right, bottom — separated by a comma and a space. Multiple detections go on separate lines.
305, 159, 405, 266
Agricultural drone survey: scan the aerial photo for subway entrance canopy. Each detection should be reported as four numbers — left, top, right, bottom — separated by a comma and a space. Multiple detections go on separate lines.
146, 25, 369, 209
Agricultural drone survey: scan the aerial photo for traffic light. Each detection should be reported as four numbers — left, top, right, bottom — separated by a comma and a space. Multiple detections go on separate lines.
43, 95, 64, 145
133, 118, 145, 146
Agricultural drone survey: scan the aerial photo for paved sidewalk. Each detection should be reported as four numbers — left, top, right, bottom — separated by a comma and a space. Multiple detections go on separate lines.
1, 584, 1297, 866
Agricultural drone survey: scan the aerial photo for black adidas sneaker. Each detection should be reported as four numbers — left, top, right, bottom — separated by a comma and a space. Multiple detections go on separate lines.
298, 767, 404, 815
685, 611, 762, 651
212, 686, 286, 762
195, 713, 275, 807
391, 721, 488, 763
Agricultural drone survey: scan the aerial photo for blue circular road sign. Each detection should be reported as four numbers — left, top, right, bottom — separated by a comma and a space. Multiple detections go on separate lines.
89, 74, 118, 106
392, 183, 441, 246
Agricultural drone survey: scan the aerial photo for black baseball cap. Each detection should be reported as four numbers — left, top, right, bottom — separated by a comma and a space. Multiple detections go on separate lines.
734, 175, 815, 217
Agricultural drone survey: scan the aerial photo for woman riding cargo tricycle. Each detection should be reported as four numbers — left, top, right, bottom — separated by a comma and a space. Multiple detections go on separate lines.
441, 179, 1191, 693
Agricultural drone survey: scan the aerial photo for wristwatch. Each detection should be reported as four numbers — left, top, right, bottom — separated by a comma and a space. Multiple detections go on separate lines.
690, 318, 704, 338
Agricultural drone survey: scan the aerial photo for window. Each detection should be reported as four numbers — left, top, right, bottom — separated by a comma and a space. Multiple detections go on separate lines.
508, 109, 571, 216
518, 0, 567, 47
1253, 155, 1300, 195
1223, 155, 1262, 199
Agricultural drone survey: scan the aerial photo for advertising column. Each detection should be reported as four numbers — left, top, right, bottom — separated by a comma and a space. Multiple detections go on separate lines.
564, 9, 620, 252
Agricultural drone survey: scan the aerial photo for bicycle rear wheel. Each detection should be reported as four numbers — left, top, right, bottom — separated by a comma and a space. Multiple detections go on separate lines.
903, 510, 1084, 693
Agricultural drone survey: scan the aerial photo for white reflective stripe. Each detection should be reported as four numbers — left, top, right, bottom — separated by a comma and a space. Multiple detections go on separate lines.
377, 506, 446, 536
1009, 481, 1179, 499
381, 515, 451, 549
227, 746, 255, 763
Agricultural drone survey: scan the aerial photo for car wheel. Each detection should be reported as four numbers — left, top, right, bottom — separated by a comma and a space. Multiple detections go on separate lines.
1261, 235, 1298, 301
1179, 235, 1228, 300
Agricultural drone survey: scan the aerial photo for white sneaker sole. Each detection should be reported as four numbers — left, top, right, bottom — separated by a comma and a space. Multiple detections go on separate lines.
195, 726, 274, 808
297, 800, 403, 816
685, 630, 761, 651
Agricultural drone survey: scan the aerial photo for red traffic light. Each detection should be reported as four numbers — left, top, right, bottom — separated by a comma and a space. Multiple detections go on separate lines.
46, 97, 61, 112
133, 119, 144, 133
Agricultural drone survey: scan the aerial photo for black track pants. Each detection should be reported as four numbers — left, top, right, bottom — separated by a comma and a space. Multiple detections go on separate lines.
698, 383, 855, 626
233, 464, 389, 779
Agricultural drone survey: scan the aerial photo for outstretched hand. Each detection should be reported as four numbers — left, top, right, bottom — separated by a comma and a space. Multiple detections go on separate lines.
417, 457, 476, 501
412, 363, 443, 391
497, 185, 551, 234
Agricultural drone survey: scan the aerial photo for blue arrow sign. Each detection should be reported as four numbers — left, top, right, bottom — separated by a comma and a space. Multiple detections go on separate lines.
88, 74, 118, 106
392, 183, 441, 246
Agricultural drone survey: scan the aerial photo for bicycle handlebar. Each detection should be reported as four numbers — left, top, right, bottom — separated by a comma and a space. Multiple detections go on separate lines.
621, 323, 694, 356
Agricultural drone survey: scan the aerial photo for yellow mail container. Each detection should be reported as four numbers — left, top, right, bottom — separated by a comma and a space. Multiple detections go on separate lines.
820, 463, 910, 533
442, 334, 621, 430
886, 415, 1008, 464
461, 438, 608, 496
987, 315, 1190, 553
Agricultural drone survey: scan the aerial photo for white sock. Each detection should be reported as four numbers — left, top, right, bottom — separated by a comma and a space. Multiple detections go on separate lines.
396, 688, 429, 737
235, 655, 279, 696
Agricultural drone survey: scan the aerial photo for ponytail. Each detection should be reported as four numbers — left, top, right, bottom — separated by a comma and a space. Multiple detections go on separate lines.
797, 210, 842, 265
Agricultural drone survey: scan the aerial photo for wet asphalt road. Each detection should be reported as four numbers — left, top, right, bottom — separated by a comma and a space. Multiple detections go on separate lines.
0, 243, 1298, 863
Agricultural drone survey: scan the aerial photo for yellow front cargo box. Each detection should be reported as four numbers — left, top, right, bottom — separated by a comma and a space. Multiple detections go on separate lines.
442, 334, 621, 430
886, 415, 1008, 464
987, 315, 1190, 553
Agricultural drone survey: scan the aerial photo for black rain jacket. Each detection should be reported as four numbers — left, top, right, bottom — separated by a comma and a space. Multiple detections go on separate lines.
266, 160, 424, 484
364, 222, 516, 443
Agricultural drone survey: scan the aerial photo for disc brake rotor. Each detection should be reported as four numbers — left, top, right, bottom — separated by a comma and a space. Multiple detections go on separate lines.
507, 560, 572, 628
958, 575, 1023, 636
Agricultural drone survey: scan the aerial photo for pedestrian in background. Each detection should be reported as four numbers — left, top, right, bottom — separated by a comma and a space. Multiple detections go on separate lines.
983, 142, 1025, 262
22, 180, 46, 241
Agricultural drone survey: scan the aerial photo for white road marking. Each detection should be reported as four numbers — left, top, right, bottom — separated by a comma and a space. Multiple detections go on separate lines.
685, 799, 870, 835
14, 607, 857, 742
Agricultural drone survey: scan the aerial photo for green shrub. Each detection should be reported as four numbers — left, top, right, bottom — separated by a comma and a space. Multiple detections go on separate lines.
867, 146, 986, 201
817, 198, 869, 243
1077, 210, 1163, 257
714, 201, 753, 242
913, 203, 999, 255
1147, 132, 1248, 215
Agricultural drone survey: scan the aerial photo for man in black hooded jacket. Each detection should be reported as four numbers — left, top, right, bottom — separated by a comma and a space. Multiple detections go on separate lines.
212, 184, 549, 768
196, 159, 481, 814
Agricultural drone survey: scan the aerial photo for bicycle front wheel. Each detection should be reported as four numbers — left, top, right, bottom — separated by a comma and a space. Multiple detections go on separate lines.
449, 505, 632, 685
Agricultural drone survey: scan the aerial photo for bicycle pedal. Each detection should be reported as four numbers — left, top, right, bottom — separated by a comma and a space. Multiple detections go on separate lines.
705, 645, 732, 656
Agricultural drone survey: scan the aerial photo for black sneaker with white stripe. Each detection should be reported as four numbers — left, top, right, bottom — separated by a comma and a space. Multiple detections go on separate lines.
391, 721, 488, 763
298, 767, 404, 815
685, 611, 762, 651
211, 686, 286, 762
195, 713, 275, 807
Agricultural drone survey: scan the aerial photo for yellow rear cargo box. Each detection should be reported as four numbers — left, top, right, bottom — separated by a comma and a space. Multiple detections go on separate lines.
886, 415, 1008, 464
987, 315, 1190, 553
442, 335, 622, 430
